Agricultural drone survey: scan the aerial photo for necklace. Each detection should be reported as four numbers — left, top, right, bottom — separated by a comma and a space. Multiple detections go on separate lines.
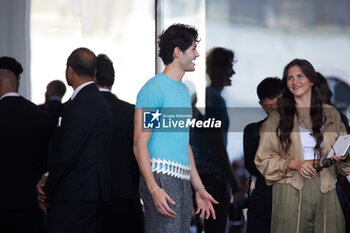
299, 114, 313, 135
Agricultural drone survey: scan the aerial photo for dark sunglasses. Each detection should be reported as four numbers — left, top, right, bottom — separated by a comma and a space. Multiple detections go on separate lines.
315, 146, 336, 173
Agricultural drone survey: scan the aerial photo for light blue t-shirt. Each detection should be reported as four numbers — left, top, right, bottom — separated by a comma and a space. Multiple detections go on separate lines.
136, 73, 192, 165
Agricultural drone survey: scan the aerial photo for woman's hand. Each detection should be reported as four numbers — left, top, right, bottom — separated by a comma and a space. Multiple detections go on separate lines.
150, 187, 177, 218
288, 160, 316, 179
195, 188, 219, 220
331, 154, 349, 162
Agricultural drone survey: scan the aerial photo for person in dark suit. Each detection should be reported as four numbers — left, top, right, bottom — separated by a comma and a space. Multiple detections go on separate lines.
95, 54, 144, 233
243, 77, 281, 233
317, 72, 350, 233
44, 48, 113, 233
39, 80, 66, 127
0, 57, 51, 233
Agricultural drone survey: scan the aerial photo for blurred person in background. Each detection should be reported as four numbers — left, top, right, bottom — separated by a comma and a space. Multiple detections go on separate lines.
317, 72, 350, 133
191, 47, 245, 233
317, 71, 350, 233
39, 80, 66, 127
244, 77, 281, 233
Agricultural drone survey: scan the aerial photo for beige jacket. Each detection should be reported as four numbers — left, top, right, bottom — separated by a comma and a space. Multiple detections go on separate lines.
255, 104, 350, 193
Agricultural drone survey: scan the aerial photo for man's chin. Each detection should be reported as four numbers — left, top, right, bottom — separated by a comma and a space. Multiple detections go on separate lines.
224, 81, 232, 86
186, 67, 196, 72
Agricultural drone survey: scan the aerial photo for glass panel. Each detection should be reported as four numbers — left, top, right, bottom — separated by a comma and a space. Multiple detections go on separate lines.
31, 0, 155, 104
161, 0, 206, 108
206, 0, 350, 160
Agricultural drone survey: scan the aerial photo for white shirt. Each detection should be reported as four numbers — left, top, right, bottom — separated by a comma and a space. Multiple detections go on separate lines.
48, 96, 62, 102
0, 92, 20, 100
70, 81, 94, 100
299, 126, 317, 160
98, 88, 111, 92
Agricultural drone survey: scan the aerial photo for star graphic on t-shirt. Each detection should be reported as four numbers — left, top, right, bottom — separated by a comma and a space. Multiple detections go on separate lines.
151, 109, 162, 122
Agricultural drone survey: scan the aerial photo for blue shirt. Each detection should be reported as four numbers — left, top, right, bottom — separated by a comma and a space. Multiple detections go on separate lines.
136, 73, 192, 165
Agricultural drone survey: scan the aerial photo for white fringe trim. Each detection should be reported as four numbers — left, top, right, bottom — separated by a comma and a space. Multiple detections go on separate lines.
150, 158, 191, 180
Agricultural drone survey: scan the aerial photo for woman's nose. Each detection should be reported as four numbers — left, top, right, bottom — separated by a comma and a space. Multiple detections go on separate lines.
293, 77, 298, 84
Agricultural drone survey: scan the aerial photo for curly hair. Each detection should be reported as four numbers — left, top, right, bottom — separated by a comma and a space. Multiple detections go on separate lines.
0, 56, 23, 79
277, 59, 324, 158
158, 23, 199, 65
96, 54, 115, 88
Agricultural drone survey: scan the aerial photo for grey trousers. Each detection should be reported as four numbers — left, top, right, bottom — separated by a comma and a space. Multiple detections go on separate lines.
140, 172, 193, 233
271, 174, 345, 233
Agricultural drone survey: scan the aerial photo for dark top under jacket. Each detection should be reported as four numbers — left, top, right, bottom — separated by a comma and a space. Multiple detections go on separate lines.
244, 118, 272, 233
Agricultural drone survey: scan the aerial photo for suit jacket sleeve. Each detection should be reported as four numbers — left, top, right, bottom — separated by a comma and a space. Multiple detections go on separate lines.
243, 123, 260, 176
46, 103, 97, 193
255, 112, 293, 184
128, 106, 141, 192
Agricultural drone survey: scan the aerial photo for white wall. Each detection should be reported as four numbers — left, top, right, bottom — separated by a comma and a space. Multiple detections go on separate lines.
0, 0, 31, 98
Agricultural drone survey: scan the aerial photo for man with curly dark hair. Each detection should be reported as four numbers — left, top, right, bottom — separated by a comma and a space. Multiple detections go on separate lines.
158, 23, 200, 65
134, 23, 218, 233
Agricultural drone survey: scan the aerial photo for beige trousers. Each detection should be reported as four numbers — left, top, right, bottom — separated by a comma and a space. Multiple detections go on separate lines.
271, 174, 345, 233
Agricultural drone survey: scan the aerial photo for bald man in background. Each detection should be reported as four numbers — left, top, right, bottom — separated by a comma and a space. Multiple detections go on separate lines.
44, 48, 113, 233
39, 80, 66, 128
0, 57, 51, 233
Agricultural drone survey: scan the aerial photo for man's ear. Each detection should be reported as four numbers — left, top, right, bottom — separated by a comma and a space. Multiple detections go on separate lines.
173, 47, 182, 59
16, 77, 20, 92
67, 65, 73, 74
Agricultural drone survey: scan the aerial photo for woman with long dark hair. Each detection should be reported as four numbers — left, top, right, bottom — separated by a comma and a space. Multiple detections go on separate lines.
255, 59, 350, 233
